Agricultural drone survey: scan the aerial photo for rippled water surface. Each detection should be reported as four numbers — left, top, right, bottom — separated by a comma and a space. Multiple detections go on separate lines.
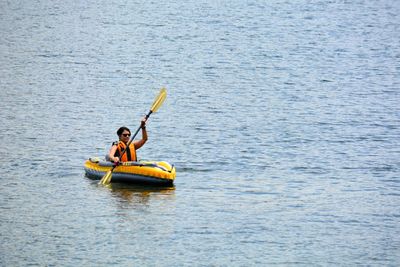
1, 1, 399, 266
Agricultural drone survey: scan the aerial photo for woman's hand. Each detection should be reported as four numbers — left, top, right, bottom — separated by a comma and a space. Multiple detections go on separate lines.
141, 117, 147, 129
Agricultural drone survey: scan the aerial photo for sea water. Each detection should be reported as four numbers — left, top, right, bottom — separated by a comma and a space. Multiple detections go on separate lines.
1, 1, 399, 265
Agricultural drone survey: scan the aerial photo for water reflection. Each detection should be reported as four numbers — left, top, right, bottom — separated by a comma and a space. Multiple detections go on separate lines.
108, 183, 175, 205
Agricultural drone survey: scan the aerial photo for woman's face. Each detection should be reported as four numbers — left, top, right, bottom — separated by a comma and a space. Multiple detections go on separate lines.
120, 130, 131, 142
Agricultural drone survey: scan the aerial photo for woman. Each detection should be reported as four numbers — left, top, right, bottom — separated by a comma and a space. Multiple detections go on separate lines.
108, 118, 147, 163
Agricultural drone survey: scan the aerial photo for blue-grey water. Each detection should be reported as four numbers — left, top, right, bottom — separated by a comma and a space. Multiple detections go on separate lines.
1, 1, 399, 266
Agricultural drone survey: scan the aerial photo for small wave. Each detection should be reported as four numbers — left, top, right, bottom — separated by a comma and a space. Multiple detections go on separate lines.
177, 167, 214, 173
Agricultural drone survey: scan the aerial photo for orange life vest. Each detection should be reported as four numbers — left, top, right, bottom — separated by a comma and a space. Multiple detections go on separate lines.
114, 141, 137, 162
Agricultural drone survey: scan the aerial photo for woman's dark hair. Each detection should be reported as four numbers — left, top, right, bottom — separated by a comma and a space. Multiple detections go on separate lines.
117, 126, 131, 136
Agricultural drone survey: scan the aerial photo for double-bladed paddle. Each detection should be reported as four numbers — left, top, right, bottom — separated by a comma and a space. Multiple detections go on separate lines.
99, 88, 167, 185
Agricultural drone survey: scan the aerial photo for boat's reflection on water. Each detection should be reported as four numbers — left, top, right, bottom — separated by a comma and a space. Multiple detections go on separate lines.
107, 183, 176, 205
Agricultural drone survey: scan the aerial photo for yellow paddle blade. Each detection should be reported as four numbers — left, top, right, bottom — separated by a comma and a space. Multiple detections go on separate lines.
99, 170, 112, 185
150, 88, 167, 113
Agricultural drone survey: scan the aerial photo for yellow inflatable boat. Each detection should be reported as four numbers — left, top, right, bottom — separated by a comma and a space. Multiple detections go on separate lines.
84, 157, 176, 186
